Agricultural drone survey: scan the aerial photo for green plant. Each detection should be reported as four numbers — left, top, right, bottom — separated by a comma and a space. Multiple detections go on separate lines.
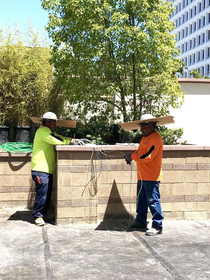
0, 22, 55, 126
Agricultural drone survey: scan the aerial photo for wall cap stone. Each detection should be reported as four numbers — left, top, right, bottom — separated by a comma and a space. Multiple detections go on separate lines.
56, 145, 210, 152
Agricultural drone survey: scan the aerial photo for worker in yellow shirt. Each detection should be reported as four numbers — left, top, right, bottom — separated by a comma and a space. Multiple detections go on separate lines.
125, 114, 164, 236
31, 112, 72, 226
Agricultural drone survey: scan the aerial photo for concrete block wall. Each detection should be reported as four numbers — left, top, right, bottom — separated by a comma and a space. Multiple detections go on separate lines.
1, 145, 210, 224
0, 153, 34, 209
161, 147, 210, 220
56, 146, 138, 224
56, 145, 210, 224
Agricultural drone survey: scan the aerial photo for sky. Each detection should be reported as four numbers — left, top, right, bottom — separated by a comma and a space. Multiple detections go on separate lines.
0, 0, 49, 34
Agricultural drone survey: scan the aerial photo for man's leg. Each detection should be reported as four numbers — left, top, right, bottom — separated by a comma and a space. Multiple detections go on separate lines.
32, 171, 51, 219
135, 180, 148, 225
143, 180, 164, 230
44, 174, 53, 215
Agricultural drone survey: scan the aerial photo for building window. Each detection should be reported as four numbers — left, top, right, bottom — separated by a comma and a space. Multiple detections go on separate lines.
203, 0, 206, 10
189, 39, 192, 49
192, 54, 194, 64
201, 66, 204, 76
202, 16, 205, 27
185, 27, 188, 36
207, 47, 210, 58
194, 5, 197, 16
194, 21, 196, 32
189, 23, 192, 34
201, 49, 205, 60
197, 34, 201, 46
206, 65, 210, 75
190, 8, 193, 18
202, 33, 205, 43
194, 37, 196, 47
197, 51, 201, 62
182, 29, 185, 38
182, 14, 185, 24
208, 30, 210, 40
182, 43, 184, 53
198, 18, 201, 29
186, 12, 188, 21
198, 2, 201, 13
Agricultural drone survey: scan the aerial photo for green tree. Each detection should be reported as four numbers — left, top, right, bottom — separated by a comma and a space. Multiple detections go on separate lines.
189, 69, 203, 79
42, 0, 184, 123
0, 21, 60, 126
189, 69, 210, 79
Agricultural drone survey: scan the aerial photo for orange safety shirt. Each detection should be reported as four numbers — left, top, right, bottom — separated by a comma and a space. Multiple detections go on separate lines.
131, 131, 163, 181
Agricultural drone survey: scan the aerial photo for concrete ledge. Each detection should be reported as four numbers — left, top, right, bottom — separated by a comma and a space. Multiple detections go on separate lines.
56, 144, 210, 152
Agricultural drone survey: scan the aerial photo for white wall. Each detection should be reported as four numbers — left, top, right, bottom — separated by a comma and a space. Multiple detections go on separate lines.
166, 79, 210, 145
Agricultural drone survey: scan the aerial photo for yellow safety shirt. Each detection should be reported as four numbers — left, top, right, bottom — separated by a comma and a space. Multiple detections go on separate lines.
131, 131, 163, 181
31, 126, 71, 174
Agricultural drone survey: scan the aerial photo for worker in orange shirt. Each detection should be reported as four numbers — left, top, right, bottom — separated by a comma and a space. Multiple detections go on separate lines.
125, 114, 164, 236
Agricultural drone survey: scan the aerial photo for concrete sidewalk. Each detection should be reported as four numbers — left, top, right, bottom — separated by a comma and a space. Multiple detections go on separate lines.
1, 209, 210, 280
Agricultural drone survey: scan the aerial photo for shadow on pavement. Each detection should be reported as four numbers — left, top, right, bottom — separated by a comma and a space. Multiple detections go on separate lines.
8, 210, 56, 225
8, 210, 34, 224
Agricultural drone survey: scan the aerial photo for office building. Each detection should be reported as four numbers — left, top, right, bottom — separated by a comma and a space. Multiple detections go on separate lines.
170, 0, 210, 77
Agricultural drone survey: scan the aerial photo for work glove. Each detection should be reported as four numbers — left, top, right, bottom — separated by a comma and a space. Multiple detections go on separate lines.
70, 139, 76, 145
70, 139, 84, 145
124, 154, 132, 165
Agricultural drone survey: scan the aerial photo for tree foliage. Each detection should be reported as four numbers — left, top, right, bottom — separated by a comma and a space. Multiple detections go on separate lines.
189, 69, 203, 79
42, 0, 184, 122
189, 69, 210, 79
55, 118, 185, 145
0, 21, 62, 126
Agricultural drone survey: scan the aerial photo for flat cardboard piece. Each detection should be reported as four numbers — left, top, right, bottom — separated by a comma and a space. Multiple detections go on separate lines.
30, 117, 76, 128
119, 116, 174, 131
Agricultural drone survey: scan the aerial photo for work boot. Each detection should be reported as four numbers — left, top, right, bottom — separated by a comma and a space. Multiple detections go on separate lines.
43, 212, 55, 222
145, 227, 162, 236
35, 217, 45, 226
130, 220, 148, 229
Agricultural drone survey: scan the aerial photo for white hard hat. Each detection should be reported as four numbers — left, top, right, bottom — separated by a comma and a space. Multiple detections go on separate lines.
42, 112, 57, 121
140, 114, 155, 121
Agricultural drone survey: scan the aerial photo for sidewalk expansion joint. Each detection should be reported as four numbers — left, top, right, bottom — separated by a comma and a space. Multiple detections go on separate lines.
42, 226, 55, 280
132, 231, 184, 280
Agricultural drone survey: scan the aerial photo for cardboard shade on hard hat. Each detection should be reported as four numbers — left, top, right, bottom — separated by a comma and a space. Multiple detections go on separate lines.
119, 115, 174, 131
30, 116, 76, 128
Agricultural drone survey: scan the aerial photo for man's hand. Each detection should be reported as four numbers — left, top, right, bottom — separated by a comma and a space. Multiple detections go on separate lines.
124, 154, 132, 165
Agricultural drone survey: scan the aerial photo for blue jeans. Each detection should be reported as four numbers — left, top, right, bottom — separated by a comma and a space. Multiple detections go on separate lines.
136, 180, 164, 230
31, 171, 53, 219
